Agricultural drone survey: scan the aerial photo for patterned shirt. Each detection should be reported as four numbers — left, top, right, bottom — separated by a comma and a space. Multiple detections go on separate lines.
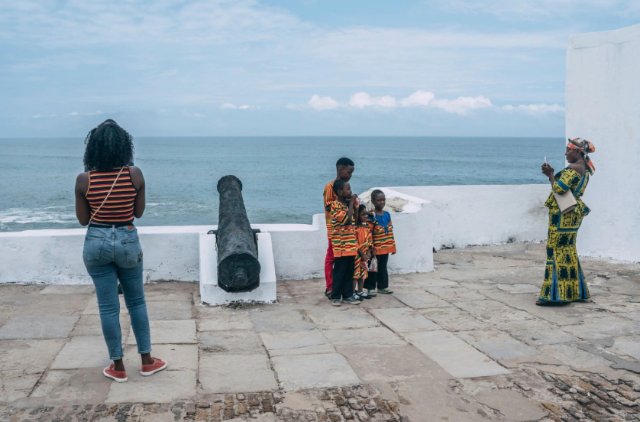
371, 211, 397, 255
330, 200, 357, 257
323, 180, 336, 228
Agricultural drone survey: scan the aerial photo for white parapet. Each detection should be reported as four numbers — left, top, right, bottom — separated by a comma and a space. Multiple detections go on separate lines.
387, 185, 550, 250
0, 186, 434, 284
566, 24, 640, 261
199, 232, 276, 305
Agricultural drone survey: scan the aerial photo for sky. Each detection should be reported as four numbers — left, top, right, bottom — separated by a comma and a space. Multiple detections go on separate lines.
1, 0, 638, 137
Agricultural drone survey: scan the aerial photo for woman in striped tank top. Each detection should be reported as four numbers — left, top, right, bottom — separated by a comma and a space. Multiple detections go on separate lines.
75, 119, 166, 383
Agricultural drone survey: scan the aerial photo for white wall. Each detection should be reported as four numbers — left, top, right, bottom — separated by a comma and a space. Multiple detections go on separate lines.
391, 185, 549, 250
566, 24, 640, 261
0, 189, 434, 284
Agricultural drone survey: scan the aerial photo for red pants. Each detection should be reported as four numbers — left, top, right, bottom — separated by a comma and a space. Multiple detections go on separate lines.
324, 240, 334, 292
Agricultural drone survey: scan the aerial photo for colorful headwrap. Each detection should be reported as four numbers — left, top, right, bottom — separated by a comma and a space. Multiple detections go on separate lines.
567, 137, 596, 174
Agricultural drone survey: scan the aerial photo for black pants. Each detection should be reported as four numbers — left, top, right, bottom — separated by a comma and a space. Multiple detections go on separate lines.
364, 253, 389, 290
331, 256, 355, 300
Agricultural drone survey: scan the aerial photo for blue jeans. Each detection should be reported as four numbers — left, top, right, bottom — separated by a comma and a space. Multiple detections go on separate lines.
83, 226, 151, 360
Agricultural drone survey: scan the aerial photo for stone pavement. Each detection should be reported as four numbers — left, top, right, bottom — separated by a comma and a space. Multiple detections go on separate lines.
1, 242, 639, 421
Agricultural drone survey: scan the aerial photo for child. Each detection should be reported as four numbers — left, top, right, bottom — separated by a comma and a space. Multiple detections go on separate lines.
322, 157, 355, 299
329, 179, 361, 306
365, 189, 397, 295
354, 205, 374, 300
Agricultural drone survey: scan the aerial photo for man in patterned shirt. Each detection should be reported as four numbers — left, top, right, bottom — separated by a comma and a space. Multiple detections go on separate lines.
323, 157, 355, 298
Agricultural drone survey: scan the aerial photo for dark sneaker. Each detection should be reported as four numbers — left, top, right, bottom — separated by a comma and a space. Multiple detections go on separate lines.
377, 288, 394, 294
357, 291, 372, 300
331, 299, 342, 307
367, 289, 377, 297
344, 294, 362, 305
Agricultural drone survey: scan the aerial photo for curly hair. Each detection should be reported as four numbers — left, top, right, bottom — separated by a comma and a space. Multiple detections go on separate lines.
83, 119, 134, 171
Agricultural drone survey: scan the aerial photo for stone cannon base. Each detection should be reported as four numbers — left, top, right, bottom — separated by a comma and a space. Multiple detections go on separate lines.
199, 232, 276, 305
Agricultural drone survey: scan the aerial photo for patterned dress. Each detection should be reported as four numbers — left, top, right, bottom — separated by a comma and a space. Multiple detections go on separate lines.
354, 225, 373, 281
538, 167, 591, 304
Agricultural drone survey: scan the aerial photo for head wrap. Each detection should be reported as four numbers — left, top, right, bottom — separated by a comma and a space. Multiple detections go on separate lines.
567, 137, 596, 174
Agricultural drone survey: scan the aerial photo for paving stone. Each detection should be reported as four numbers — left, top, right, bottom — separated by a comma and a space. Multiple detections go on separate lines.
495, 283, 540, 294
403, 330, 509, 378
304, 306, 379, 330
609, 337, 640, 360
540, 344, 617, 373
495, 321, 576, 349
337, 344, 449, 383
40, 285, 95, 295
51, 336, 111, 369
424, 286, 487, 301
323, 327, 405, 347
260, 330, 334, 356
250, 307, 316, 332
0, 371, 41, 402
197, 307, 254, 331
456, 329, 539, 363
487, 291, 587, 326
125, 344, 198, 371
391, 378, 488, 422
418, 307, 487, 332
199, 353, 277, 393
392, 291, 451, 309
0, 315, 78, 339
106, 370, 196, 403
473, 388, 548, 421
455, 300, 535, 325
0, 339, 65, 374
561, 315, 639, 341
71, 314, 131, 337
369, 308, 439, 333
83, 296, 127, 315
146, 300, 194, 320
271, 353, 360, 391
199, 330, 263, 354
128, 320, 196, 345
31, 368, 111, 404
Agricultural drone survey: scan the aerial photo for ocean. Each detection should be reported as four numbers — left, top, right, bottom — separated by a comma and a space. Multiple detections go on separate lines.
0, 136, 563, 232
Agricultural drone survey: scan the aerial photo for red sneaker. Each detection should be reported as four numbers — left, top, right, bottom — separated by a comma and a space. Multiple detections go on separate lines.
103, 364, 128, 382
140, 357, 167, 376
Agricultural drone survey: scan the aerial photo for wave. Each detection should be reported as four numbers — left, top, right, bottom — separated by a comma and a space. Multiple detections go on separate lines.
0, 207, 77, 226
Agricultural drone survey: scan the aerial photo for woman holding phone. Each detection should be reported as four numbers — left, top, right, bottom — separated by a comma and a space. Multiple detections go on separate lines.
537, 138, 596, 306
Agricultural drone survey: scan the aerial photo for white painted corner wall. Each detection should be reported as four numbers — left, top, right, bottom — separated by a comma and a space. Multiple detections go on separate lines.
0, 184, 555, 284
566, 24, 640, 261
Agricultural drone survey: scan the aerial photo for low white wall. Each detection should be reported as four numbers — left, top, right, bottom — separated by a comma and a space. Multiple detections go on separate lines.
0, 189, 434, 284
391, 185, 550, 250
566, 24, 640, 261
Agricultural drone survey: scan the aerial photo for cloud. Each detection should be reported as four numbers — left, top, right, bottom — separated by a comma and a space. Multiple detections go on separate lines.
431, 96, 493, 114
221, 103, 254, 110
349, 92, 397, 108
502, 103, 565, 114
400, 90, 435, 107
308, 95, 340, 110
433, 0, 640, 20
68, 110, 104, 117
304, 90, 492, 114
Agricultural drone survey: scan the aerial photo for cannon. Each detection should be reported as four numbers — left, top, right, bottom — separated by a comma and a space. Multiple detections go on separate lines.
215, 175, 260, 292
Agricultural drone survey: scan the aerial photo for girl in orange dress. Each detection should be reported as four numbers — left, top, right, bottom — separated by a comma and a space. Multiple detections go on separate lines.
354, 205, 374, 300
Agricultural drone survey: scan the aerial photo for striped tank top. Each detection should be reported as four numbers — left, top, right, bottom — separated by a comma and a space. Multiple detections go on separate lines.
86, 167, 137, 224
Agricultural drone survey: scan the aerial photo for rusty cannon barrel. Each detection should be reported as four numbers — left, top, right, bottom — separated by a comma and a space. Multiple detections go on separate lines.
216, 175, 260, 292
